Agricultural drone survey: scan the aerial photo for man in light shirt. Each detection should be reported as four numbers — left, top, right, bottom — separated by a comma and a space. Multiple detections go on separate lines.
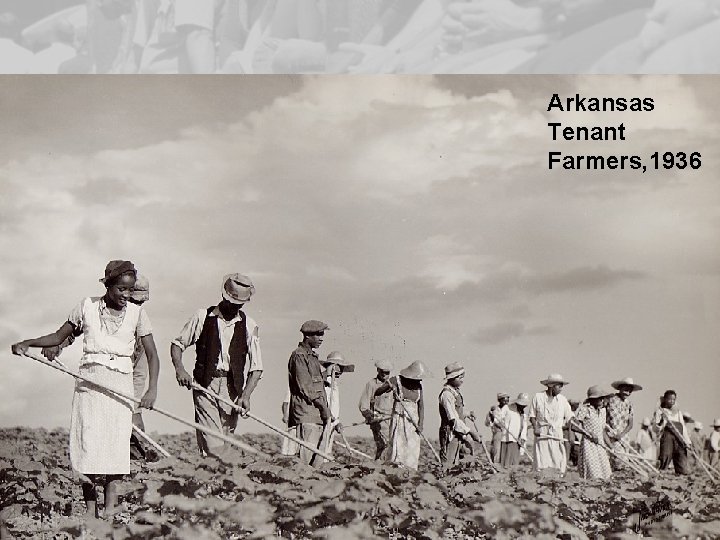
529, 373, 574, 475
708, 418, 720, 468
485, 391, 510, 463
358, 359, 394, 459
171, 273, 262, 457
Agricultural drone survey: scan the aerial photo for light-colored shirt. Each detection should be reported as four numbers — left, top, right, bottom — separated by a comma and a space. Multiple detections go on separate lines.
652, 407, 690, 444
485, 404, 509, 432
501, 406, 528, 443
325, 376, 341, 419
529, 392, 573, 438
172, 307, 262, 372
68, 296, 152, 373
439, 385, 470, 435
359, 377, 394, 417
710, 431, 720, 452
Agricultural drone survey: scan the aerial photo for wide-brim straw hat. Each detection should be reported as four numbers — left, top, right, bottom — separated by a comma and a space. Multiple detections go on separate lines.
399, 360, 428, 380
444, 362, 465, 380
222, 273, 254, 304
540, 373, 568, 386
512, 393, 530, 407
713, 418, 720, 428
321, 351, 355, 373
585, 385, 615, 400
374, 359, 393, 372
611, 377, 643, 391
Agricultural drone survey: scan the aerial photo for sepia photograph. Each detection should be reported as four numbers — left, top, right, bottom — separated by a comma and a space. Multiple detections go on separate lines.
1, 73, 720, 538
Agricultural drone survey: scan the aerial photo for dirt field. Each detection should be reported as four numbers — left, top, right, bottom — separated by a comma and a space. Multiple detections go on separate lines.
1, 427, 719, 539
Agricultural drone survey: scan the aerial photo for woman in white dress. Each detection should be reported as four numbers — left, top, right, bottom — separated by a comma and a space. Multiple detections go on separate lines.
375, 360, 427, 470
12, 260, 160, 518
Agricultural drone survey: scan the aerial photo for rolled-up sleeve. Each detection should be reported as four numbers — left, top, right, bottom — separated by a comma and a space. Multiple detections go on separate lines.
246, 318, 262, 373
172, 309, 205, 351
441, 391, 470, 435
67, 299, 86, 331
136, 308, 153, 337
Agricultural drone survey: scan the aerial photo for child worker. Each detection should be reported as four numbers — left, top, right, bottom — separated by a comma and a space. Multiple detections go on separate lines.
11, 260, 160, 518
571, 385, 615, 480
438, 362, 482, 467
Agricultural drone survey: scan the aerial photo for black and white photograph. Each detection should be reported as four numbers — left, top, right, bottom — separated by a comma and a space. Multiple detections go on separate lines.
1, 70, 720, 539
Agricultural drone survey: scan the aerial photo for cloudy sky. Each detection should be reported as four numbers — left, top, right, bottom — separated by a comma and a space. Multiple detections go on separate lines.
1, 75, 719, 441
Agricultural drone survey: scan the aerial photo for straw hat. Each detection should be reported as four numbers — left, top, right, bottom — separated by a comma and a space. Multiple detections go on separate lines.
611, 377, 643, 391
713, 418, 720, 428
512, 393, 529, 407
131, 274, 150, 302
641, 417, 651, 427
321, 351, 355, 373
374, 359, 393, 372
585, 385, 615, 400
540, 373, 568, 386
222, 273, 254, 304
683, 412, 695, 423
694, 422, 704, 430
399, 360, 428, 380
444, 362, 465, 380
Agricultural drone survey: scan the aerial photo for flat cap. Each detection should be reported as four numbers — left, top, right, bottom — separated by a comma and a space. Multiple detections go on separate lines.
300, 320, 329, 334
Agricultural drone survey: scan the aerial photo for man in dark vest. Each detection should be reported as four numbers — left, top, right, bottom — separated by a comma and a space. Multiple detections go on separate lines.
288, 320, 331, 466
439, 362, 481, 467
171, 273, 262, 457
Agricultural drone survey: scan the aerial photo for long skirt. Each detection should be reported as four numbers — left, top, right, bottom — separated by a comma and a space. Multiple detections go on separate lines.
578, 439, 612, 480
500, 441, 521, 467
534, 438, 568, 474
385, 401, 421, 470
70, 364, 134, 475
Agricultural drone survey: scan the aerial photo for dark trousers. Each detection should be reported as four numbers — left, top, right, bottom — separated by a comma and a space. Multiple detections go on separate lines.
370, 421, 389, 460
658, 430, 689, 475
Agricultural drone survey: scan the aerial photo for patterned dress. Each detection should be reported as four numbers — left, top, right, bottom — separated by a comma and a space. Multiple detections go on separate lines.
575, 404, 612, 480
606, 395, 634, 467
385, 377, 422, 470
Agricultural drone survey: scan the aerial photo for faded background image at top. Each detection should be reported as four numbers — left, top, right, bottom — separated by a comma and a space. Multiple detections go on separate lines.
1, 0, 720, 74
